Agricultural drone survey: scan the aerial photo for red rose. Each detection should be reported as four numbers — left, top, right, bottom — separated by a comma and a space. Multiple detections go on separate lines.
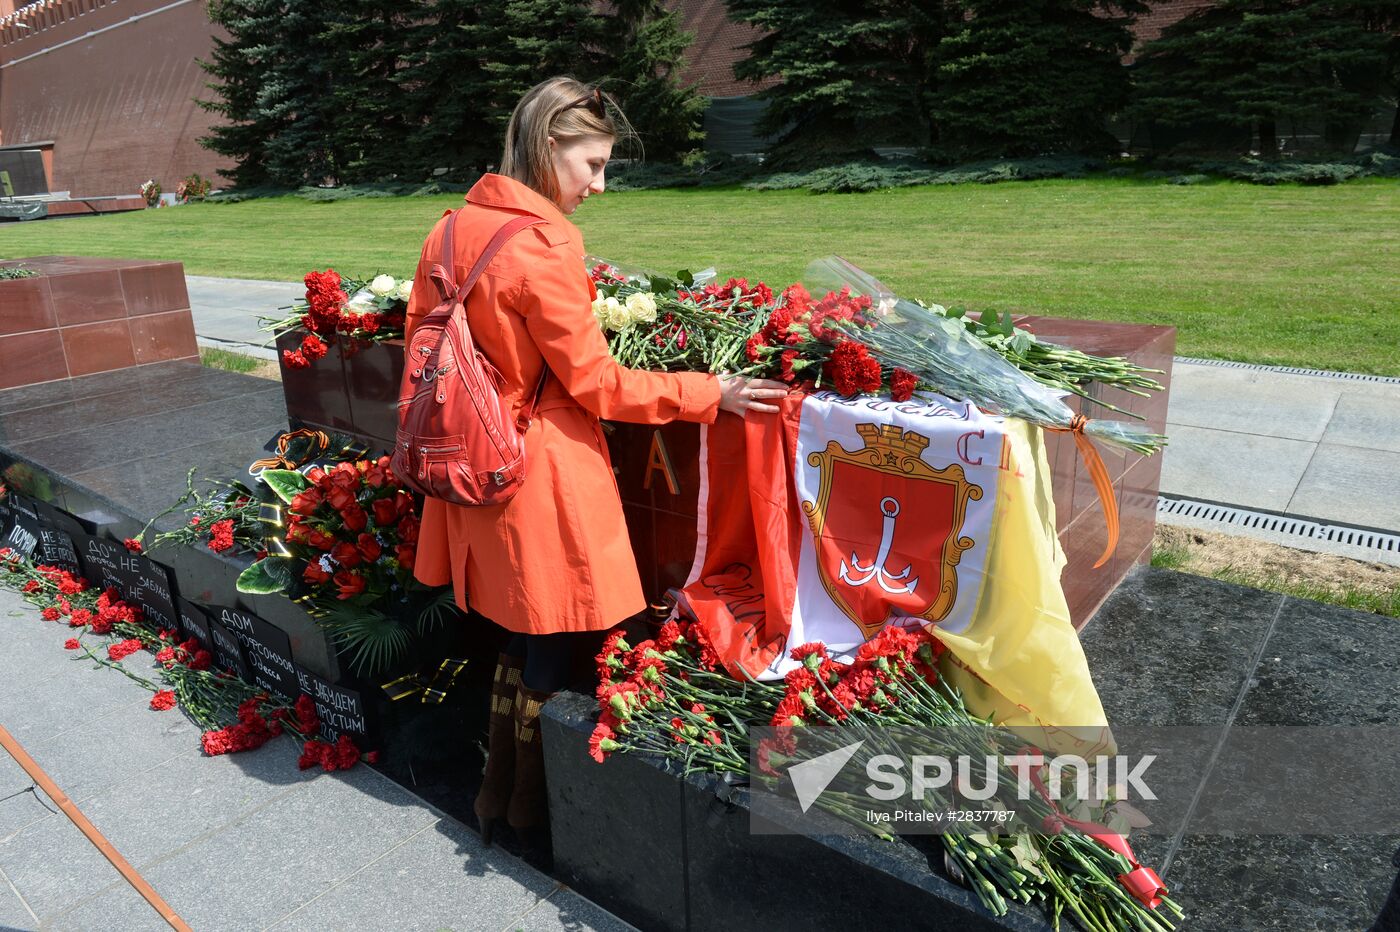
305, 466, 326, 485
341, 504, 368, 533
395, 544, 416, 571
372, 497, 400, 526
334, 570, 366, 600
397, 514, 419, 545
303, 561, 332, 585
325, 485, 355, 512
306, 529, 336, 551
285, 520, 309, 544
330, 541, 361, 569
150, 690, 176, 712
290, 488, 324, 516
363, 462, 388, 488
356, 533, 382, 563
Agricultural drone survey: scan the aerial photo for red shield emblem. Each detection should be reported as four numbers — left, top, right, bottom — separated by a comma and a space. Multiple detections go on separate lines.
802, 423, 983, 638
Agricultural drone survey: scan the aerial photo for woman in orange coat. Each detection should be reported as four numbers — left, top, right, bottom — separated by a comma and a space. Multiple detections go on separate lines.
403, 77, 787, 846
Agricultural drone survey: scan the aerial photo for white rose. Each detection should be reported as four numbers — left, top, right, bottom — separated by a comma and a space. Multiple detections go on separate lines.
369, 274, 397, 297
603, 296, 629, 331
591, 294, 609, 326
625, 291, 658, 323
396, 278, 412, 302
347, 289, 376, 311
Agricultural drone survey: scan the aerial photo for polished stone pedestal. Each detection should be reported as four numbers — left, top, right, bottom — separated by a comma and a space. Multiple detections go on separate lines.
543, 567, 1400, 931
0, 361, 338, 679
0, 256, 199, 390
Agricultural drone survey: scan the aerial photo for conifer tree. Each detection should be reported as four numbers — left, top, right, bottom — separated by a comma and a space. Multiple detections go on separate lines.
724, 0, 953, 164
199, 0, 342, 187
605, 0, 708, 161
1133, 0, 1395, 155
932, 0, 1145, 158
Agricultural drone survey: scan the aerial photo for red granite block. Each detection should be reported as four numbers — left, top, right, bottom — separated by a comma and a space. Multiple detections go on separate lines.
0, 276, 55, 336
128, 309, 198, 363
277, 329, 354, 432
652, 508, 700, 599
120, 263, 190, 316
342, 337, 403, 448
621, 502, 657, 604
0, 329, 67, 390
48, 268, 127, 326
61, 319, 136, 376
1058, 509, 1121, 631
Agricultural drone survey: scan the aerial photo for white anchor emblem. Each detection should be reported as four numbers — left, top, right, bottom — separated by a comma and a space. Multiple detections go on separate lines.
839, 496, 919, 595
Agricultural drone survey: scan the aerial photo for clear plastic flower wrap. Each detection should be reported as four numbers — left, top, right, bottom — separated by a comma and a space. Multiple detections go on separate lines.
802, 256, 1166, 457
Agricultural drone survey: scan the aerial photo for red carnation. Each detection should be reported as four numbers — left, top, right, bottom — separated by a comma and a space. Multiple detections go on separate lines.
40, 606, 60, 621
334, 570, 366, 600
282, 349, 310, 369
64, 638, 80, 650
122, 538, 143, 553
300, 333, 328, 360
108, 638, 144, 662
150, 690, 176, 712
189, 649, 213, 671
207, 519, 235, 553
890, 367, 919, 403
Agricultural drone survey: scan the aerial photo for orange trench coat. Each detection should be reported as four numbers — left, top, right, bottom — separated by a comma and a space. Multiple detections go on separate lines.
404, 173, 722, 634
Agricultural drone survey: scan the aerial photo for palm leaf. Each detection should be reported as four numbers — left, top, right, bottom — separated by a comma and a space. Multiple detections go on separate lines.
414, 586, 457, 635
316, 601, 412, 678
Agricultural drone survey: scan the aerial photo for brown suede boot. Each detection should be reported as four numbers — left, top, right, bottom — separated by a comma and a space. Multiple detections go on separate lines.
506, 685, 553, 832
473, 653, 523, 846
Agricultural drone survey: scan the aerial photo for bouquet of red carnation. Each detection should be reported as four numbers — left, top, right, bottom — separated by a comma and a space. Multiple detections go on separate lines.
129, 468, 264, 556
265, 269, 412, 370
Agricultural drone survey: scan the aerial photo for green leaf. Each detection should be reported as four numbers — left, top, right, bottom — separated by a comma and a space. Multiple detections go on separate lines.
1009, 329, 1034, 356
236, 557, 294, 595
260, 468, 310, 504
415, 585, 457, 634
317, 602, 412, 678
1000, 308, 1016, 337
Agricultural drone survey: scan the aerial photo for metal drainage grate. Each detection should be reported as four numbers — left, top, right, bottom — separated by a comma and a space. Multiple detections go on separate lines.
1157, 496, 1400, 555
1174, 357, 1400, 385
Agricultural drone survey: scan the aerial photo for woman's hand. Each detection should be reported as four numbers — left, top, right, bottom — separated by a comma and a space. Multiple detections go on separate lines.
718, 375, 791, 416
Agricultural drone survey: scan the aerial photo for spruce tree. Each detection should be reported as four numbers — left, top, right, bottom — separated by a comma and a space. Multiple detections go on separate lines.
199, 0, 342, 187
932, 0, 1145, 158
724, 0, 953, 164
605, 1, 708, 161
1133, 0, 1395, 155
321, 0, 423, 183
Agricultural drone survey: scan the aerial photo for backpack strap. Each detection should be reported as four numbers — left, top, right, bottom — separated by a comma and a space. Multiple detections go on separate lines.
423, 210, 552, 421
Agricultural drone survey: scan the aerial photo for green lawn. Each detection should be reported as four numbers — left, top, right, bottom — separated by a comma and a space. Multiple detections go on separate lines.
3, 177, 1397, 373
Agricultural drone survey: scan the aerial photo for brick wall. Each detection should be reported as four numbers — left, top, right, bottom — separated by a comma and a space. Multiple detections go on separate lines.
0, 0, 230, 196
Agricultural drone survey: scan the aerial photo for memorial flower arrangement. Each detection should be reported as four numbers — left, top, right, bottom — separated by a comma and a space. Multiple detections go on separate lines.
236, 456, 453, 677
591, 623, 1180, 931
587, 257, 1166, 456
0, 545, 375, 772
264, 269, 412, 369
128, 468, 264, 556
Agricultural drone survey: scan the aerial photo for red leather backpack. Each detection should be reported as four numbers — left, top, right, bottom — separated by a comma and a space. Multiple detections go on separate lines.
391, 209, 547, 506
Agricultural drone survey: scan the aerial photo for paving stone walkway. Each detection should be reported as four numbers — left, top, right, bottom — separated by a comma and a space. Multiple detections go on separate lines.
0, 586, 634, 932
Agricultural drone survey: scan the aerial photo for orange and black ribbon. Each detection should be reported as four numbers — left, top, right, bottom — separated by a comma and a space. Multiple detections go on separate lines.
1047, 414, 1120, 570
381, 658, 470, 703
250, 429, 332, 473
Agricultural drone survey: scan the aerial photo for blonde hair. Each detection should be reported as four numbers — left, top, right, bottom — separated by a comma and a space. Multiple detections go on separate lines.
500, 77, 634, 206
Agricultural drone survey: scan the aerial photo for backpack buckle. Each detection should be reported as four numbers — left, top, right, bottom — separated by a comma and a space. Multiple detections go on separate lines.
493, 470, 506, 486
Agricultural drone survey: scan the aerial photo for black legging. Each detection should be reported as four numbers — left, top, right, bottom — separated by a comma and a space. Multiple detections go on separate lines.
505, 630, 596, 693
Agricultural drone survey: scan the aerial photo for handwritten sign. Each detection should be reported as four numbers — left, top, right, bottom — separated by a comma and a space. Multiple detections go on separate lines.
207, 618, 252, 681
73, 534, 180, 632
35, 528, 80, 574
294, 665, 369, 743
176, 597, 211, 649
2, 493, 41, 559
208, 604, 299, 699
